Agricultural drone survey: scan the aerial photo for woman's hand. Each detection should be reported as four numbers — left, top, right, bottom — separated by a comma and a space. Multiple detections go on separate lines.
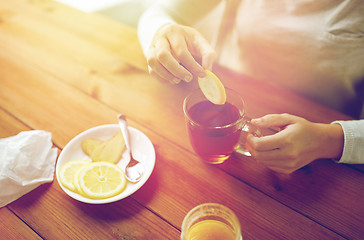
247, 114, 344, 174
147, 23, 216, 84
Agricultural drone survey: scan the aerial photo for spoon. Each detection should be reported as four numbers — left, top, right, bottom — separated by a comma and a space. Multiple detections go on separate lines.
117, 114, 145, 183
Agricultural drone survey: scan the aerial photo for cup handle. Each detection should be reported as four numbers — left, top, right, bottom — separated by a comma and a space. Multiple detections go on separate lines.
234, 117, 261, 157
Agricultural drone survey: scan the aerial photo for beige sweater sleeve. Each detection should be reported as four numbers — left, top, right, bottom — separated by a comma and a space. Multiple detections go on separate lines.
332, 120, 364, 164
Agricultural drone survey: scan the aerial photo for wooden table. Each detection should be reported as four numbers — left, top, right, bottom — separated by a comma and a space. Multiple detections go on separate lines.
1, 0, 363, 239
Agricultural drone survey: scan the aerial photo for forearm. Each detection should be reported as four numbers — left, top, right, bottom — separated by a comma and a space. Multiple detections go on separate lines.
316, 123, 344, 160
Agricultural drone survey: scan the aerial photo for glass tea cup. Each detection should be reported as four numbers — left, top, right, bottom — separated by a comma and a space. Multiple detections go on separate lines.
181, 203, 242, 240
183, 88, 260, 164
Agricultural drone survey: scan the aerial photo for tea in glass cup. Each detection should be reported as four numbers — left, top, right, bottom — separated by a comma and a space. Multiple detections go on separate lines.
181, 203, 242, 240
183, 88, 259, 164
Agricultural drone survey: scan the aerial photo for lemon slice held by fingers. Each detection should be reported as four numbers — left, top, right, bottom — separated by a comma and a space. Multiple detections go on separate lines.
198, 70, 226, 105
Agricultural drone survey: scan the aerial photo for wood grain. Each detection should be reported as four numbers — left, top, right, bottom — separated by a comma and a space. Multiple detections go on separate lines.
0, 207, 42, 240
0, 34, 347, 240
1, 0, 363, 239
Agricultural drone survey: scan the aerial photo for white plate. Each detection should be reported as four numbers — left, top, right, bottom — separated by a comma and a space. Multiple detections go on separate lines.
56, 124, 155, 204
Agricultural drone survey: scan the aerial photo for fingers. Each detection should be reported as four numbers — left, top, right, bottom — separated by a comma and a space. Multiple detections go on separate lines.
265, 166, 295, 175
247, 114, 298, 154
148, 38, 191, 84
247, 134, 282, 151
147, 24, 216, 84
247, 134, 286, 161
247, 143, 300, 174
148, 66, 180, 84
193, 35, 217, 70
247, 113, 317, 174
168, 33, 205, 77
251, 113, 300, 129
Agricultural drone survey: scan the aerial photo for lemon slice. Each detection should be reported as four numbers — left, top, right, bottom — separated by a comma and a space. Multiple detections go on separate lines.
198, 70, 226, 105
78, 162, 127, 199
58, 160, 90, 192
74, 164, 90, 194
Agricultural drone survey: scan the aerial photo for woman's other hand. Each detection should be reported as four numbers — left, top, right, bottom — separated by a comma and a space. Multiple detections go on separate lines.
247, 114, 344, 174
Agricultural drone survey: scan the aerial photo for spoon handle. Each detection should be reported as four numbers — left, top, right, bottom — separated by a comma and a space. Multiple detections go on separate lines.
117, 114, 131, 152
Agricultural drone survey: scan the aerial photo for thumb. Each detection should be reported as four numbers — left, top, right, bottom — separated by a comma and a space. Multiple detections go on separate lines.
202, 50, 216, 70
193, 35, 216, 70
251, 114, 298, 128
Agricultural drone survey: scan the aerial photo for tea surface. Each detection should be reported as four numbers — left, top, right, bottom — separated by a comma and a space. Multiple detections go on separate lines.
188, 101, 240, 127
187, 101, 242, 163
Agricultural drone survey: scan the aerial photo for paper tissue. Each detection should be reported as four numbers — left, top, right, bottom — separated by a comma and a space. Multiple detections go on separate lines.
0, 130, 58, 208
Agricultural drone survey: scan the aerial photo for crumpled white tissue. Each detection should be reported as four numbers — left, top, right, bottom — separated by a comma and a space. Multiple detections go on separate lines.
0, 130, 58, 208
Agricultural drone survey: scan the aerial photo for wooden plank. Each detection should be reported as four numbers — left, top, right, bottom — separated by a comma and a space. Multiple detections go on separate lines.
0, 37, 345, 240
0, 207, 42, 240
0, 0, 192, 150
0, 0, 362, 239
0, 105, 180, 239
0, 107, 31, 137
0, 0, 147, 71
9, 187, 180, 240
0, 2, 361, 239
